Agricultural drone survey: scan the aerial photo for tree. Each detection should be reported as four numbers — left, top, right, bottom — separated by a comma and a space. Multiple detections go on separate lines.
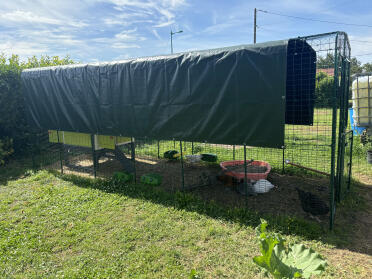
0, 54, 74, 163
317, 53, 363, 75
317, 53, 334, 69
315, 72, 334, 108
350, 57, 363, 76
362, 63, 372, 73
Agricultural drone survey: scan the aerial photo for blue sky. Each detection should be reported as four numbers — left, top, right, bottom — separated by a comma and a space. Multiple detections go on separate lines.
1, 0, 371, 63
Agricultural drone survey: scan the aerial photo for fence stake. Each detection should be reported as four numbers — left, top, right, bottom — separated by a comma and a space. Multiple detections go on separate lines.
131, 137, 136, 183
244, 144, 248, 208
31, 132, 37, 170
180, 141, 185, 191
233, 145, 236, 160
91, 135, 97, 178
329, 34, 339, 231
282, 146, 285, 174
191, 142, 194, 154
157, 140, 160, 159
347, 132, 353, 191
57, 131, 63, 174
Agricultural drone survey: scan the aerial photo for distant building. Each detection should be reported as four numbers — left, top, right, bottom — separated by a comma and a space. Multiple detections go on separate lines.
316, 68, 334, 76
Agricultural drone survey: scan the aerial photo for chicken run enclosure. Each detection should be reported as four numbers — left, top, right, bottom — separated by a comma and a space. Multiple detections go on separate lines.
23, 32, 352, 230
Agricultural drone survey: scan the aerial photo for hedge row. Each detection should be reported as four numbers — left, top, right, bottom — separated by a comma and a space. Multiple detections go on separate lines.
0, 54, 74, 164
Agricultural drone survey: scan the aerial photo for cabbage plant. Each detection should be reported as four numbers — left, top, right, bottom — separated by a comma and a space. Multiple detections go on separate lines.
253, 220, 327, 279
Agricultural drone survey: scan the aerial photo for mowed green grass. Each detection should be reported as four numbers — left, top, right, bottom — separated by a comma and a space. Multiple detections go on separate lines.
0, 170, 371, 278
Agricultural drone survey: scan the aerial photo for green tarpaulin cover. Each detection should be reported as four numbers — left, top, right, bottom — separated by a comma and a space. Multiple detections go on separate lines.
22, 40, 290, 148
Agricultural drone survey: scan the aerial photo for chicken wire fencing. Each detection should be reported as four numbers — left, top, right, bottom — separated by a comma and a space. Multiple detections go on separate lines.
29, 31, 353, 230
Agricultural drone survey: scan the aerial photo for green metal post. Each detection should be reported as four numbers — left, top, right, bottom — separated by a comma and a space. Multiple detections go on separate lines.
157, 140, 160, 159
336, 64, 345, 203
329, 33, 339, 230
31, 133, 37, 170
180, 141, 185, 191
57, 131, 63, 174
244, 144, 248, 207
191, 142, 194, 154
282, 146, 285, 174
347, 132, 353, 191
233, 145, 236, 160
131, 137, 136, 183
91, 135, 97, 178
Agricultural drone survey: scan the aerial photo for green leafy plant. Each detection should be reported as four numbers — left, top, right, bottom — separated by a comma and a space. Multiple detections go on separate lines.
0, 54, 74, 159
189, 269, 200, 279
0, 137, 14, 164
253, 219, 327, 279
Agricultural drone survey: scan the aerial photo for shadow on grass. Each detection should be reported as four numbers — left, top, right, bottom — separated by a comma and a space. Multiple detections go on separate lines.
2, 158, 370, 256
53, 170, 371, 256
0, 157, 34, 185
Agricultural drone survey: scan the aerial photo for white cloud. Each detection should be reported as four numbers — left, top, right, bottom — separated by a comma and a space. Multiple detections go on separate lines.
102, 0, 186, 28
0, 10, 87, 28
112, 42, 140, 49
2, 0, 369, 66
152, 29, 162, 40
0, 41, 49, 56
1, 10, 62, 25
114, 28, 145, 41
153, 20, 175, 27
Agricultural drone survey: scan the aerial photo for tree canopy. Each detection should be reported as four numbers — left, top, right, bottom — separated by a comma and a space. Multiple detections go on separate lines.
317, 53, 370, 75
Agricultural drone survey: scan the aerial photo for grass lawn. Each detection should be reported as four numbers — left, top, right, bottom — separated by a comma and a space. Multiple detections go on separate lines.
0, 169, 371, 278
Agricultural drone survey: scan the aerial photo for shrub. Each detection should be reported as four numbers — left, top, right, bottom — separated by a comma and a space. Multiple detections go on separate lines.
0, 137, 13, 165
0, 54, 74, 159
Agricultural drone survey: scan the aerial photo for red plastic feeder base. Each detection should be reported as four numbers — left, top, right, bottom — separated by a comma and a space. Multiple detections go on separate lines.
220, 160, 271, 181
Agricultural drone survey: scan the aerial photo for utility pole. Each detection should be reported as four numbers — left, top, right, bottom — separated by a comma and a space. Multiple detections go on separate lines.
254, 8, 257, 44
170, 29, 183, 54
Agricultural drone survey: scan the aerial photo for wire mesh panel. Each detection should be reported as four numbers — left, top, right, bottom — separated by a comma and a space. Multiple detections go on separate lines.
32, 131, 62, 172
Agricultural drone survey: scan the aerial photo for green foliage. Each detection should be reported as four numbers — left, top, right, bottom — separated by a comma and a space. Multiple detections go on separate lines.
317, 54, 363, 75
362, 63, 372, 73
315, 72, 334, 108
192, 144, 204, 154
253, 219, 327, 279
140, 173, 163, 186
22, 55, 74, 68
112, 171, 133, 183
0, 53, 74, 159
0, 137, 13, 165
189, 269, 200, 279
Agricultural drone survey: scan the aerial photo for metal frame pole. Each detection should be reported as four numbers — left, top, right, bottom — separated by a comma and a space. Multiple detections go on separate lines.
244, 144, 248, 207
282, 146, 285, 174
180, 141, 185, 191
157, 140, 160, 159
91, 134, 97, 178
57, 131, 63, 174
131, 137, 136, 183
347, 132, 353, 191
170, 31, 173, 54
329, 33, 339, 230
253, 8, 257, 44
